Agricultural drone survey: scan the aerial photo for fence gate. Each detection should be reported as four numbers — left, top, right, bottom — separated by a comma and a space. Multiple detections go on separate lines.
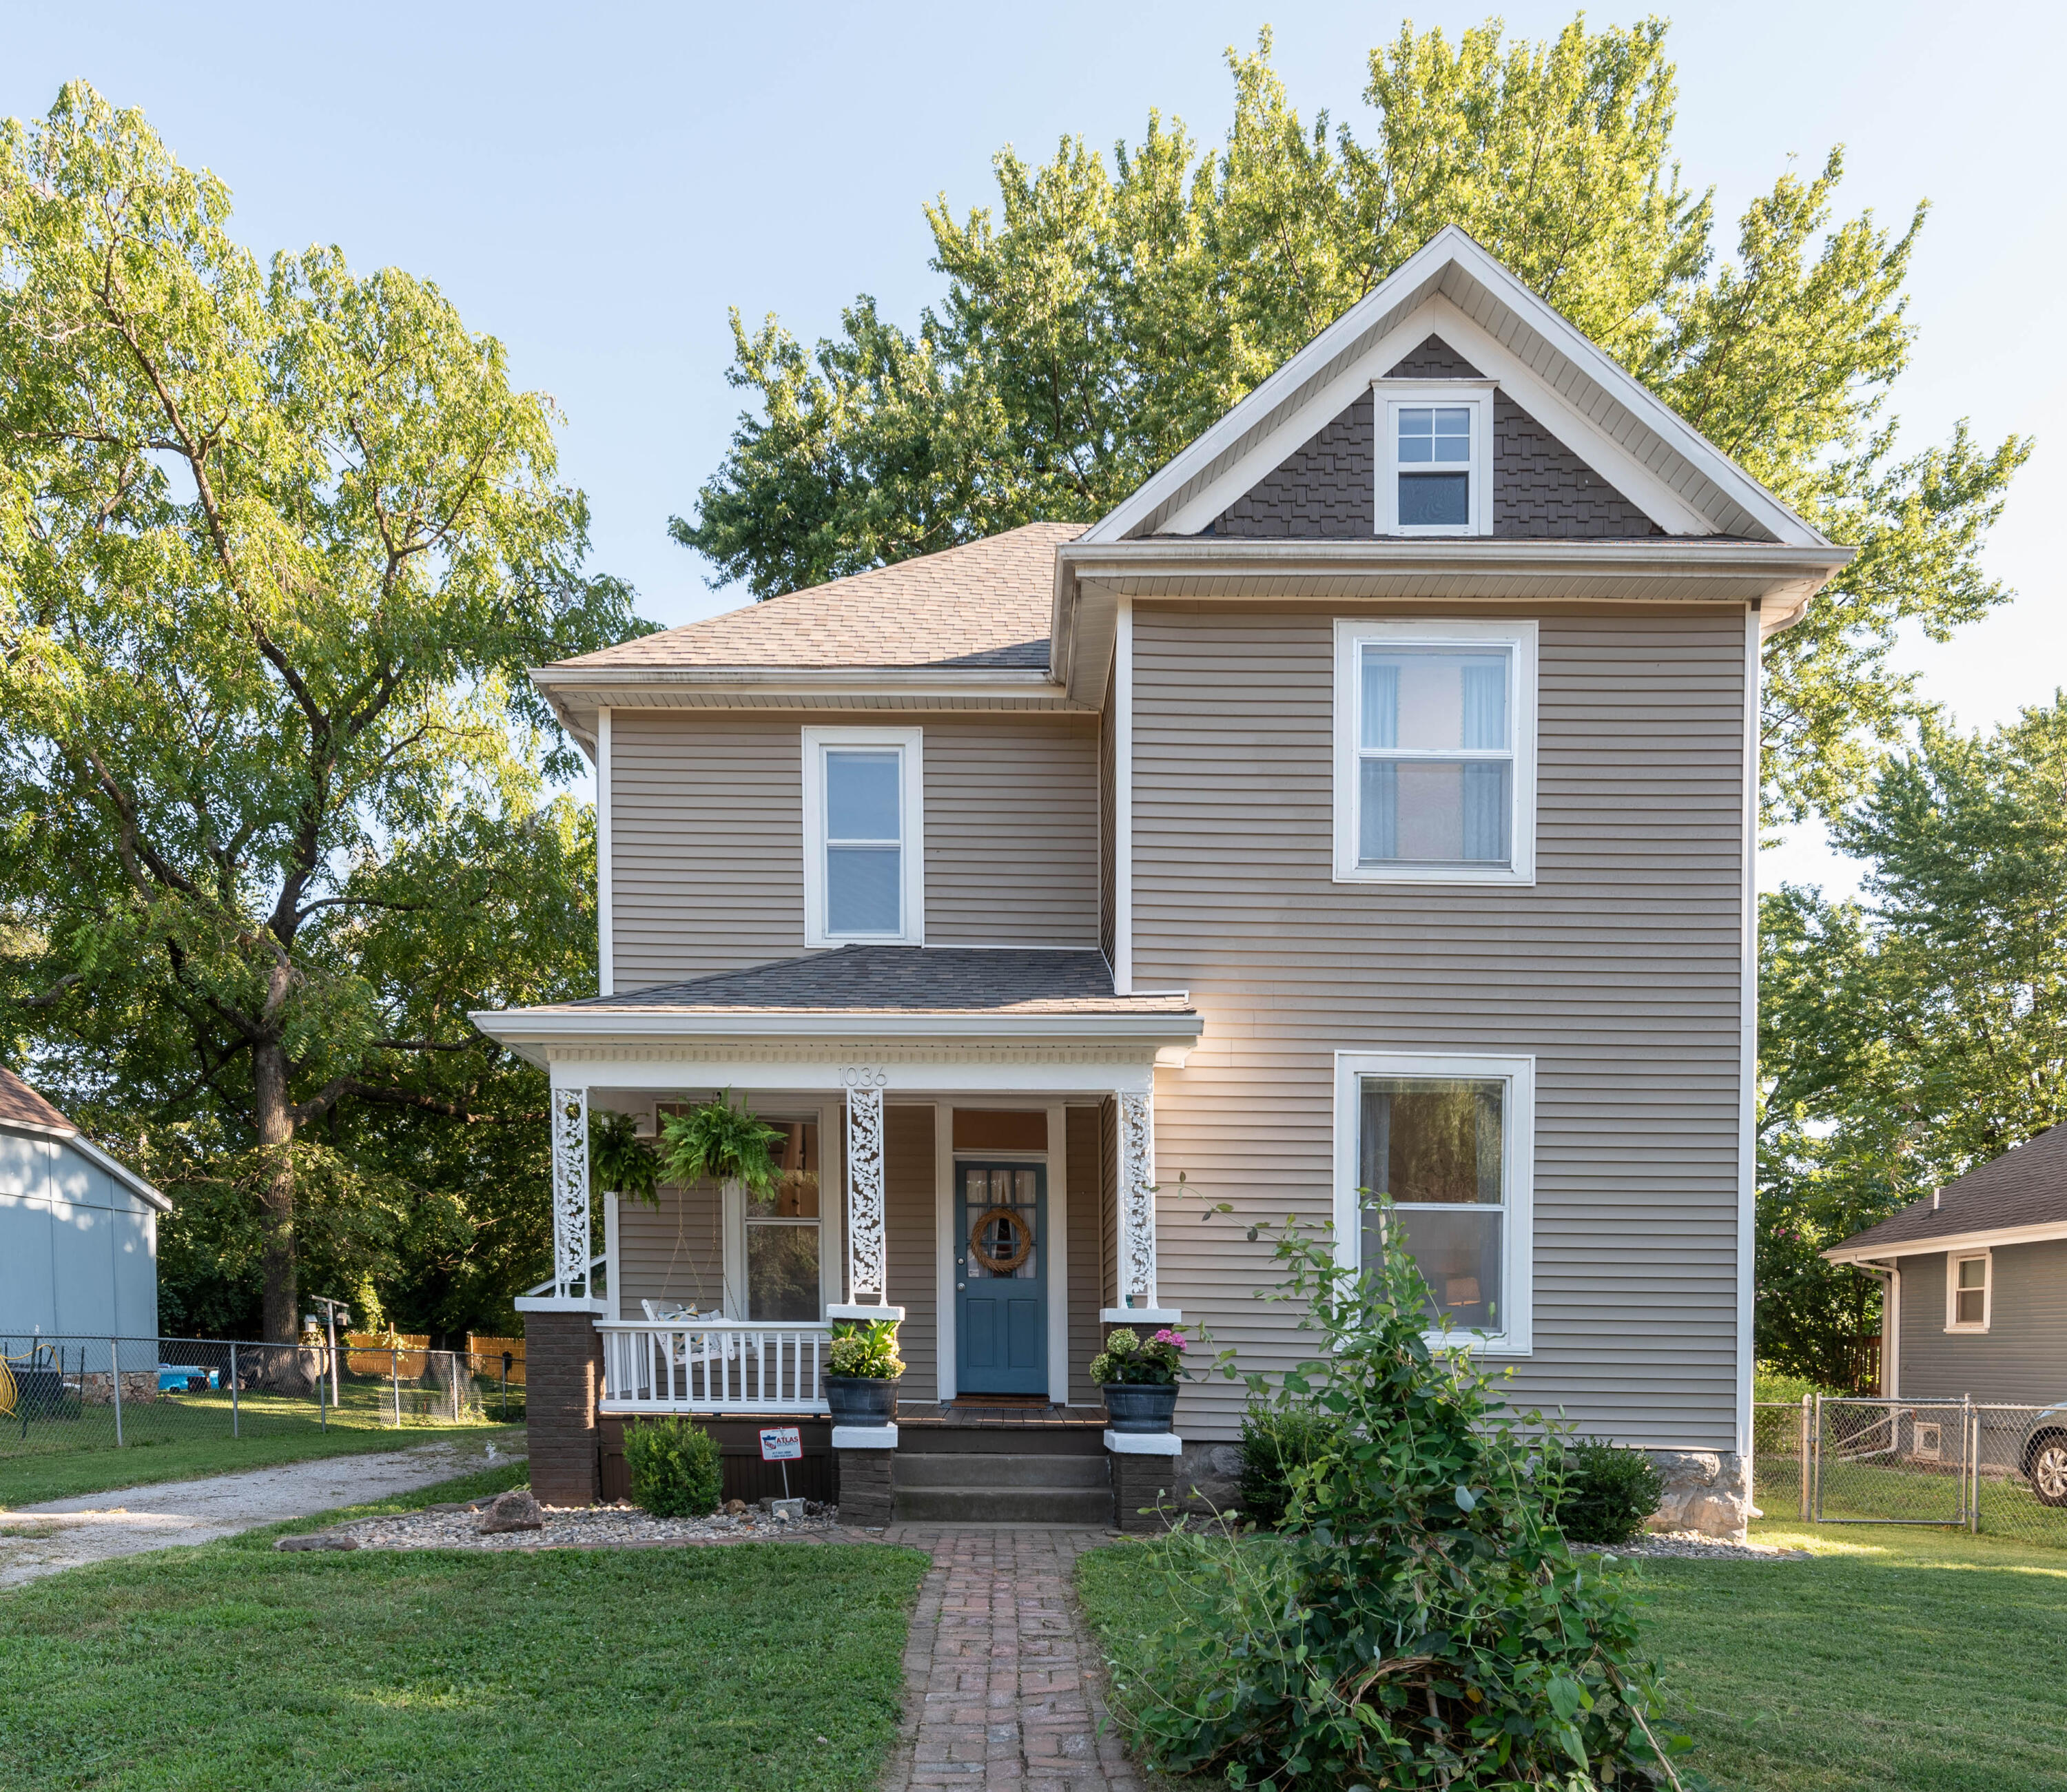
1812, 1395, 1975, 1528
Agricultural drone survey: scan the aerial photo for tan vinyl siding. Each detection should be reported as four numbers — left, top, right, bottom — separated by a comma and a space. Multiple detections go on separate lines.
885, 1104, 939, 1403
614, 1183, 727, 1319
1067, 1104, 1105, 1405
1133, 606, 1749, 1449
610, 710, 1098, 989
1099, 673, 1117, 965
1100, 1095, 1120, 1311
1895, 1243, 2067, 1405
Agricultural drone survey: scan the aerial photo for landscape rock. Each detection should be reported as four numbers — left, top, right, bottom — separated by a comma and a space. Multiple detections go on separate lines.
275, 1530, 360, 1552
476, 1488, 544, 1534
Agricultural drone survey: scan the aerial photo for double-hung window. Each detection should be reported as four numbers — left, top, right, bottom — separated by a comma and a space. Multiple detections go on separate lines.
1335, 1051, 1534, 1353
745, 1116, 824, 1322
1946, 1251, 1991, 1332
1377, 381, 1494, 535
803, 727, 925, 946
1333, 619, 1536, 883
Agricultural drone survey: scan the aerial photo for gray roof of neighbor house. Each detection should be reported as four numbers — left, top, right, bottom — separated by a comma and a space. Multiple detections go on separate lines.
1827, 1122, 2067, 1258
0, 1067, 172, 1210
521, 946, 1192, 1019
548, 522, 1084, 673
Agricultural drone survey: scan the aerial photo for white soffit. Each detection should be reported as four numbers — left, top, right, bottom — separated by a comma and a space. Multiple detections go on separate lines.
1083, 225, 1829, 551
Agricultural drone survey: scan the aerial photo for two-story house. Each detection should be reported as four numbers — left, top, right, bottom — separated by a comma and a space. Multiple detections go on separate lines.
476, 227, 1849, 1537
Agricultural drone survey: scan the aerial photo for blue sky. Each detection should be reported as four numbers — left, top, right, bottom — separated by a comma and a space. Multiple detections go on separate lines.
11, 1, 2062, 896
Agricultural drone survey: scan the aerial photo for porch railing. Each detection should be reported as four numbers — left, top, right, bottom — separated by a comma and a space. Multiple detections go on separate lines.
595, 1320, 832, 1415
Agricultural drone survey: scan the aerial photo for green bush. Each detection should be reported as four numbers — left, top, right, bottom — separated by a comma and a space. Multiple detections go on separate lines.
1100, 1202, 1682, 1789
827, 1319, 905, 1379
624, 1417, 722, 1518
1236, 1403, 1340, 1527
1551, 1437, 1665, 1545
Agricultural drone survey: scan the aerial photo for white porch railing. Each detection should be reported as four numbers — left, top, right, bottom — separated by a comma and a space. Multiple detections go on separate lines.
596, 1319, 832, 1414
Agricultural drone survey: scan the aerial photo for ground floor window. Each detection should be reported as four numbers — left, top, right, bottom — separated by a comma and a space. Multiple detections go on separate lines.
746, 1117, 822, 1321
1946, 1250, 1991, 1332
1334, 1051, 1533, 1352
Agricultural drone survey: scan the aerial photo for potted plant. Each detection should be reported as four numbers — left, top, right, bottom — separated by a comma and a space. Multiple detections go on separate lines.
826, 1319, 904, 1425
659, 1092, 782, 1202
1092, 1326, 1187, 1432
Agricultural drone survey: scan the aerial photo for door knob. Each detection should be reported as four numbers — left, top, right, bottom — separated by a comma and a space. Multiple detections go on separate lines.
956, 1282, 965, 1290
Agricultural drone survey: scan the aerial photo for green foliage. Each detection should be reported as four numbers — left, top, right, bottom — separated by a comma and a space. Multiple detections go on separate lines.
827, 1319, 905, 1379
623, 1416, 723, 1518
591, 1109, 659, 1204
1758, 699, 2067, 1387
1101, 1202, 1678, 1789
1550, 1439, 1665, 1546
1236, 1402, 1342, 1529
1088, 1325, 1186, 1387
675, 17, 2024, 827
659, 1093, 783, 1194
0, 83, 646, 1341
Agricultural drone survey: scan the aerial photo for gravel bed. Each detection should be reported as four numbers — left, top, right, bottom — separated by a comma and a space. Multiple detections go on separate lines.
340, 1496, 842, 1552
1576, 1530, 1810, 1561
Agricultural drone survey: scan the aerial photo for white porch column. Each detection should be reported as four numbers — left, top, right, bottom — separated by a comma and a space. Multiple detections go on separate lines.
551, 1084, 593, 1300
1103, 1086, 1182, 1324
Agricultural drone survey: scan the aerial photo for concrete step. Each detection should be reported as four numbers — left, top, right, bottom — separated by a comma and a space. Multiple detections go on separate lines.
892, 1485, 1116, 1525
892, 1452, 1109, 1490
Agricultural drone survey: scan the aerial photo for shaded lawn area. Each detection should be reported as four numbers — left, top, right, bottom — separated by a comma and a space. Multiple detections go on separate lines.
0, 1465, 928, 1792
1076, 1525, 2067, 1792
0, 1419, 526, 1509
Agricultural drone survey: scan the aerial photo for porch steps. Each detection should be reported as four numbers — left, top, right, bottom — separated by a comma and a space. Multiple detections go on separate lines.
890, 1449, 1113, 1525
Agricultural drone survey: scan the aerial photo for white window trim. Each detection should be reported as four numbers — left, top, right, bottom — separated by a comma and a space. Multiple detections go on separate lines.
1944, 1248, 1992, 1333
802, 725, 925, 947
1332, 618, 1538, 886
1375, 379, 1496, 536
1333, 1050, 1534, 1355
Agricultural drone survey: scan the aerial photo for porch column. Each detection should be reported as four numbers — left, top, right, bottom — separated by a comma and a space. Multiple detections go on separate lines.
842, 1076, 887, 1302
551, 1084, 593, 1300
1102, 1087, 1181, 1325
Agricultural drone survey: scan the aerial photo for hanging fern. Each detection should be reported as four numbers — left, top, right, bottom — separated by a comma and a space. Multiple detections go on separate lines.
661, 1093, 783, 1193
590, 1110, 660, 1205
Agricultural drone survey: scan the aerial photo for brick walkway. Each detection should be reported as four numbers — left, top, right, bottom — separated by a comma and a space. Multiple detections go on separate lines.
877, 1526, 1151, 1791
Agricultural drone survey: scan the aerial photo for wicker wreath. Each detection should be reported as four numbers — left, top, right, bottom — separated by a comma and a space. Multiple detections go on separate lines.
968, 1206, 1034, 1274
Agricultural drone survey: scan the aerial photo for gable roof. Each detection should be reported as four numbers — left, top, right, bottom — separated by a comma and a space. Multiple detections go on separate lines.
1826, 1123, 2067, 1260
0, 1068, 171, 1211
1082, 225, 1829, 550
554, 522, 1080, 673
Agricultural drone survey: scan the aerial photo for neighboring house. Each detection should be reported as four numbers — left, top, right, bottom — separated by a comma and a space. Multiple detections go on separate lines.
476, 227, 1850, 1535
1827, 1123, 2067, 1407
0, 1068, 167, 1354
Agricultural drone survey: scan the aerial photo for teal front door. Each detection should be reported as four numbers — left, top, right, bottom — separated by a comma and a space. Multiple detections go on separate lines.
956, 1164, 1047, 1395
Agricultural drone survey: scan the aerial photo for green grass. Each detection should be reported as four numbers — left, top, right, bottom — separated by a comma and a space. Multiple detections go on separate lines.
0, 1464, 929, 1792
1076, 1526, 2067, 1792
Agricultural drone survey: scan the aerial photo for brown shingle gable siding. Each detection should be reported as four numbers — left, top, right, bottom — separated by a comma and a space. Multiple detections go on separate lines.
1202, 334, 1662, 540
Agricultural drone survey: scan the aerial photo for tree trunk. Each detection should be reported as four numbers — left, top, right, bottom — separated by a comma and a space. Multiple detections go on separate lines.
253, 1038, 299, 1343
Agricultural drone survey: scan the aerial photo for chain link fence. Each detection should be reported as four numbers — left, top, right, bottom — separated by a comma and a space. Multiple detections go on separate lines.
1753, 1397, 2067, 1547
1, 1332, 526, 1465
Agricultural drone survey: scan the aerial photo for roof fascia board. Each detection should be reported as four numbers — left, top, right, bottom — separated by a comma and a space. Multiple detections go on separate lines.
1060, 537, 1849, 584
533, 666, 1066, 697
471, 1007, 1201, 1044
1825, 1219, 2067, 1261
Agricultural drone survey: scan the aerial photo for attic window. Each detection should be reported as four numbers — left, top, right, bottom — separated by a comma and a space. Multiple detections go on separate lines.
1377, 380, 1494, 536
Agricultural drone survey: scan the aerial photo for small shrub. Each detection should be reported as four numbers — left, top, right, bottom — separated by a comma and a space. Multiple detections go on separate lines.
1552, 1436, 1665, 1544
624, 1417, 722, 1517
1236, 1403, 1340, 1527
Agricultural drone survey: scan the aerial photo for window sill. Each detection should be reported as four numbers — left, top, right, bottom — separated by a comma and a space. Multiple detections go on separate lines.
1427, 1330, 1530, 1357
1944, 1324, 1991, 1335
1335, 865, 1535, 887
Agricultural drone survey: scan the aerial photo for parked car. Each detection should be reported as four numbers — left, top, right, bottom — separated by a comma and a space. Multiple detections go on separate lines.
2024, 1406, 2067, 1506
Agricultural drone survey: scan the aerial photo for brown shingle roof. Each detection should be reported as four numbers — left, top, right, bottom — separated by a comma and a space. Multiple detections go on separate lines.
0, 1067, 74, 1134
553, 522, 1085, 673
1833, 1122, 2067, 1254
525, 947, 1193, 1019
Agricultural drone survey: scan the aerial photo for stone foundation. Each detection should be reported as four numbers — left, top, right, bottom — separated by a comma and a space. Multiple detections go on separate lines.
836, 1449, 893, 1527
525, 1311, 602, 1507
1108, 1442, 1245, 1532
1645, 1450, 1751, 1542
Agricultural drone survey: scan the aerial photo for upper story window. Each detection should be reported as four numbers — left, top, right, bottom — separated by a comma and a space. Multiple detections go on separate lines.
1335, 1051, 1534, 1355
803, 726, 925, 946
1377, 381, 1494, 536
1333, 619, 1536, 885
1946, 1250, 1991, 1332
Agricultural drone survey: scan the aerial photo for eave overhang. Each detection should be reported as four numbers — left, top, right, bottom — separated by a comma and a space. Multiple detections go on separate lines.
1049, 537, 1854, 705
1824, 1220, 2067, 1264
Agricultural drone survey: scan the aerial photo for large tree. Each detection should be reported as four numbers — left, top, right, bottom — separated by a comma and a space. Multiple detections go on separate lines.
674, 18, 2026, 825
1758, 701, 2067, 1386
0, 85, 639, 1341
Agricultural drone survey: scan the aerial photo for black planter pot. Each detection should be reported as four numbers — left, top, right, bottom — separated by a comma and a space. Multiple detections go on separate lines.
1101, 1381, 1178, 1432
826, 1376, 900, 1426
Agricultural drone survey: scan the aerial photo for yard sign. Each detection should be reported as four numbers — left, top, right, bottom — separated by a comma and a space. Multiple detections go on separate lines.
759, 1426, 801, 1462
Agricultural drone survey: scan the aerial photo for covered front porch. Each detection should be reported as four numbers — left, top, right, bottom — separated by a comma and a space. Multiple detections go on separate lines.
474, 947, 1202, 1515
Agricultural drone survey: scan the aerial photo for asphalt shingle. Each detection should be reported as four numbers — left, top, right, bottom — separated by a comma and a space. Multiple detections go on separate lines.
1834, 1122, 2067, 1252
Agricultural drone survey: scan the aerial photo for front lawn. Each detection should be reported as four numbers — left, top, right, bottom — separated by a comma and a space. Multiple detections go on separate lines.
0, 1470, 928, 1792
1076, 1525, 2067, 1792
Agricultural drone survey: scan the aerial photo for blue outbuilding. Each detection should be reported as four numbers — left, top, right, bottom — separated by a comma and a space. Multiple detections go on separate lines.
1, 1068, 167, 1346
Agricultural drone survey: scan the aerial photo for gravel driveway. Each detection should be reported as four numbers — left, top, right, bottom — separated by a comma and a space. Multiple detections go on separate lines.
0, 1440, 520, 1588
